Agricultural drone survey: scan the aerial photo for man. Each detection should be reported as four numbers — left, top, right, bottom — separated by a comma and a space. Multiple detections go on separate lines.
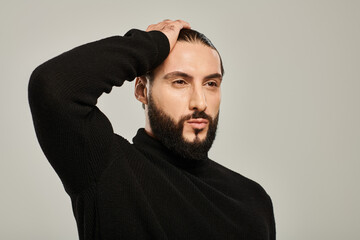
29, 19, 275, 239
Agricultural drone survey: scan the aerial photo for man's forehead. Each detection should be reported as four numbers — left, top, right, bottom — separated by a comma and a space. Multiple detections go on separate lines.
154, 42, 222, 78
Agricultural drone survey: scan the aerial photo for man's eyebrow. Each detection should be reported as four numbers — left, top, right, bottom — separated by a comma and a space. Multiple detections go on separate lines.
163, 71, 193, 80
163, 71, 222, 81
204, 73, 223, 81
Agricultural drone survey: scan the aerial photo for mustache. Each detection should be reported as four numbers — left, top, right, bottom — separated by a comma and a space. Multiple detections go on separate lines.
182, 111, 211, 121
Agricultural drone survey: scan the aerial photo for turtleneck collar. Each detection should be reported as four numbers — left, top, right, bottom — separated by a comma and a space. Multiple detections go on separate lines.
132, 128, 209, 170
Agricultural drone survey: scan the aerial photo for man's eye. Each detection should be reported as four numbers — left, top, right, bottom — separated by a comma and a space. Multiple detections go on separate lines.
173, 80, 186, 85
205, 81, 218, 87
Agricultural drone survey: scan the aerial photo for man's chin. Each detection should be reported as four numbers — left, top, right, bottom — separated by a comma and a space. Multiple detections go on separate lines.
182, 131, 207, 143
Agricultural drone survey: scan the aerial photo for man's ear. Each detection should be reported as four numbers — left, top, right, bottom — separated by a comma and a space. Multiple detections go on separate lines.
135, 76, 148, 106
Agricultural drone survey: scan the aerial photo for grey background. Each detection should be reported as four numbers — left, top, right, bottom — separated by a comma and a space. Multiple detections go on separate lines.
1, 0, 359, 239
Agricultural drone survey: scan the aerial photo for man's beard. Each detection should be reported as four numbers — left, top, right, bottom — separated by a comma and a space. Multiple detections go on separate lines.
147, 94, 219, 161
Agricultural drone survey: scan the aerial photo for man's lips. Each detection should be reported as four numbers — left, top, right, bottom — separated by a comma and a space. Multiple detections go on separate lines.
186, 118, 209, 129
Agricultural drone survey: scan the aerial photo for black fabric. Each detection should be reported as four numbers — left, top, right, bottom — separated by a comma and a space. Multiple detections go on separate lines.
29, 29, 276, 240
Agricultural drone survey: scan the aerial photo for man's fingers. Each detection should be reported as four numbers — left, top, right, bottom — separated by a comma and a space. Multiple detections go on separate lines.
162, 19, 190, 29
174, 19, 191, 29
165, 19, 191, 30
146, 19, 191, 32
146, 20, 168, 32
146, 19, 191, 51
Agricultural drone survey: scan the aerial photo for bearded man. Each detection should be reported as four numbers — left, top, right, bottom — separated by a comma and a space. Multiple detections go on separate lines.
29, 19, 276, 240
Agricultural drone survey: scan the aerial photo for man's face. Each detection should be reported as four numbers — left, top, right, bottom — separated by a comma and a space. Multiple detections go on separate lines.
147, 41, 222, 138
144, 41, 222, 159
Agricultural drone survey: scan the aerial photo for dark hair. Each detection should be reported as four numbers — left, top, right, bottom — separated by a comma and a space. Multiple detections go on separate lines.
145, 28, 224, 82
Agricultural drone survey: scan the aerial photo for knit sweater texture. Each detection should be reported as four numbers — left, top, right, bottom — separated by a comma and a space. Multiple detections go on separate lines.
28, 29, 276, 240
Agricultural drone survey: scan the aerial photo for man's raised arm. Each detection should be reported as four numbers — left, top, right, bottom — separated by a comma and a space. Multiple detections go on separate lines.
28, 20, 190, 194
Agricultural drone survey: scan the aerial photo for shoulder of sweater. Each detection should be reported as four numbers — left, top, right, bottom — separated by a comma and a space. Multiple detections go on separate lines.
114, 133, 130, 143
208, 159, 270, 196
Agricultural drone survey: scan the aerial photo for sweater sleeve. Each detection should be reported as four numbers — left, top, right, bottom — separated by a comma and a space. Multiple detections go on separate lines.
28, 29, 170, 194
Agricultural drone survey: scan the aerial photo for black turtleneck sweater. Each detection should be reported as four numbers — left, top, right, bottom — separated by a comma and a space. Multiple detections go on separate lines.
28, 29, 275, 240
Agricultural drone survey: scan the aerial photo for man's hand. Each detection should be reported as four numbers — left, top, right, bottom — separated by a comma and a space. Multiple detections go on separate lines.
146, 19, 191, 51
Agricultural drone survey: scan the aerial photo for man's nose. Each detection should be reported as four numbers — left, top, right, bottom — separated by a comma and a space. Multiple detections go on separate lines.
189, 86, 207, 112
